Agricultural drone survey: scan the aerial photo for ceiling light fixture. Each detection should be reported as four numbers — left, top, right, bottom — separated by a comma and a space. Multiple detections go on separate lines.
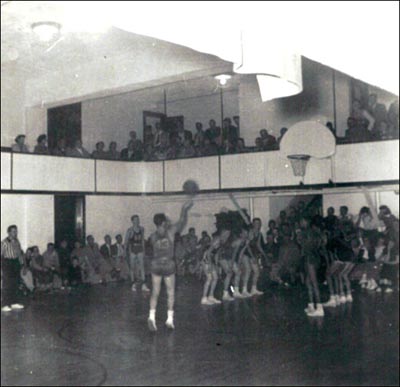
31, 21, 61, 42
214, 74, 232, 86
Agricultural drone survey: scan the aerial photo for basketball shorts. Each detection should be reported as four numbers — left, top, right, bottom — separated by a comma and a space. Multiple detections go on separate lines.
150, 257, 176, 277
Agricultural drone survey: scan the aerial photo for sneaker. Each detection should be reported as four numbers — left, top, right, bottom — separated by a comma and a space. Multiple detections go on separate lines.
385, 287, 394, 293
307, 306, 324, 317
241, 290, 252, 298
368, 280, 378, 291
376, 287, 382, 293
131, 284, 137, 292
201, 297, 214, 305
359, 274, 368, 285
165, 320, 175, 330
11, 304, 24, 310
222, 292, 234, 301
208, 297, 221, 304
233, 292, 244, 299
322, 298, 337, 307
1, 306, 12, 312
142, 284, 150, 292
147, 318, 157, 332
346, 294, 353, 303
334, 295, 340, 304
339, 295, 347, 304
252, 288, 264, 295
304, 304, 315, 314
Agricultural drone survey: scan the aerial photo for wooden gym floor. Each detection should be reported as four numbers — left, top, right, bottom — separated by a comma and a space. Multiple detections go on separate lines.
1, 277, 399, 386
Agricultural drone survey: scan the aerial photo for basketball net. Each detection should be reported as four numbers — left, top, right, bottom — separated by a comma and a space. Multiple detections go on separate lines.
287, 154, 310, 181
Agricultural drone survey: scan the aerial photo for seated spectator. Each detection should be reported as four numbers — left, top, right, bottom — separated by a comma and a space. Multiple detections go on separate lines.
199, 137, 219, 156
222, 117, 238, 145
153, 132, 174, 160
326, 122, 336, 137
233, 116, 240, 132
387, 100, 399, 135
57, 239, 71, 286
235, 138, 248, 153
30, 246, 52, 291
11, 134, 29, 153
345, 117, 373, 142
177, 138, 196, 158
260, 129, 277, 149
143, 143, 155, 161
198, 231, 211, 250
143, 125, 154, 147
100, 235, 119, 281
68, 257, 83, 287
277, 127, 288, 144
20, 247, 34, 293
194, 122, 205, 147
121, 140, 141, 161
221, 139, 236, 155
129, 131, 144, 152
66, 139, 91, 158
34, 134, 50, 155
92, 141, 108, 159
107, 141, 120, 160
377, 120, 391, 140
205, 119, 222, 146
80, 235, 113, 284
264, 233, 279, 268
52, 138, 68, 156
254, 137, 263, 152
43, 243, 62, 289
111, 234, 129, 281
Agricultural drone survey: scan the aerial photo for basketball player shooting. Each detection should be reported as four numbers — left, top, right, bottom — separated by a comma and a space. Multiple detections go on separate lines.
147, 180, 198, 332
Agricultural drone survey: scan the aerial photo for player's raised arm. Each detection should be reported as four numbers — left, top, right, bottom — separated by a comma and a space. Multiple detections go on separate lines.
171, 199, 194, 235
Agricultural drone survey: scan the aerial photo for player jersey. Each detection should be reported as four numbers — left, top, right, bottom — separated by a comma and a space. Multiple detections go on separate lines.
151, 231, 174, 261
128, 228, 144, 254
203, 246, 219, 265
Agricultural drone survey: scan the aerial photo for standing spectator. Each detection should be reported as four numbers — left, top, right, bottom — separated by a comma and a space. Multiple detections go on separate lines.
66, 139, 91, 158
112, 234, 129, 281
20, 248, 34, 293
387, 100, 399, 135
107, 141, 120, 160
1, 225, 25, 312
31, 246, 52, 291
34, 134, 50, 155
205, 119, 222, 146
43, 243, 62, 289
52, 138, 68, 156
233, 116, 240, 133
194, 122, 205, 147
324, 207, 339, 238
260, 129, 277, 149
57, 239, 71, 286
254, 137, 263, 152
100, 235, 119, 281
236, 138, 248, 153
222, 118, 238, 145
121, 140, 136, 161
367, 93, 387, 131
143, 125, 154, 147
277, 127, 288, 144
92, 141, 108, 159
352, 99, 375, 131
153, 122, 164, 148
11, 134, 29, 153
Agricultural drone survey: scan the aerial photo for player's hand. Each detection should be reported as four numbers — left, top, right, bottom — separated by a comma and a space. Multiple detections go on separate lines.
183, 199, 194, 211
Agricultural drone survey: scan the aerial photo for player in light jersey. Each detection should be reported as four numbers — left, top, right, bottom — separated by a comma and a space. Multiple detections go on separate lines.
147, 199, 194, 331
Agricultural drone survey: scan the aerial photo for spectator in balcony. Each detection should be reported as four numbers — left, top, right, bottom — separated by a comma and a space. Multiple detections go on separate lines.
66, 139, 91, 158
11, 134, 29, 153
387, 99, 399, 135
177, 137, 196, 159
153, 122, 165, 148
121, 140, 141, 161
352, 99, 375, 131
260, 129, 277, 150
154, 131, 173, 160
144, 125, 154, 147
233, 116, 240, 133
222, 117, 238, 145
52, 138, 68, 156
34, 134, 50, 155
199, 137, 219, 157
143, 143, 155, 161
106, 141, 120, 160
130, 130, 144, 152
375, 120, 390, 140
194, 122, 205, 147
326, 122, 337, 138
367, 93, 387, 131
277, 127, 288, 144
92, 141, 108, 159
236, 138, 248, 153
254, 137, 263, 152
221, 139, 236, 155
205, 119, 222, 146
345, 117, 373, 142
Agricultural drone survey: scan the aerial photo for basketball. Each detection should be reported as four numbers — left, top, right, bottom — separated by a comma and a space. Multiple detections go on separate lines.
182, 179, 200, 195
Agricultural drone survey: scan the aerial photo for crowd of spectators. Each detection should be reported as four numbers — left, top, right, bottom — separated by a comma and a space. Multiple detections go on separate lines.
8, 97, 399, 162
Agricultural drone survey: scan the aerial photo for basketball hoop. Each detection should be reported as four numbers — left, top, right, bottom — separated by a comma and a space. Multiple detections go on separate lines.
287, 154, 310, 177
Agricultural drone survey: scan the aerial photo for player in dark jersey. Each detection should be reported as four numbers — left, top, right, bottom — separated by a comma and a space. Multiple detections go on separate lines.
231, 228, 250, 298
200, 235, 222, 305
147, 199, 194, 331
124, 215, 149, 292
217, 229, 235, 301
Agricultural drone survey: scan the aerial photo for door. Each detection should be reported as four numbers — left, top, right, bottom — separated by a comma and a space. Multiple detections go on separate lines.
54, 195, 85, 248
47, 103, 82, 150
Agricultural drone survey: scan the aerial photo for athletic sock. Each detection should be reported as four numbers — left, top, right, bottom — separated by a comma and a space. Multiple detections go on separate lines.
167, 310, 174, 322
149, 309, 156, 321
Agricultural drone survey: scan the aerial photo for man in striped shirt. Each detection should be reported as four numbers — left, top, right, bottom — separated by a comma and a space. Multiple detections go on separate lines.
1, 225, 25, 312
